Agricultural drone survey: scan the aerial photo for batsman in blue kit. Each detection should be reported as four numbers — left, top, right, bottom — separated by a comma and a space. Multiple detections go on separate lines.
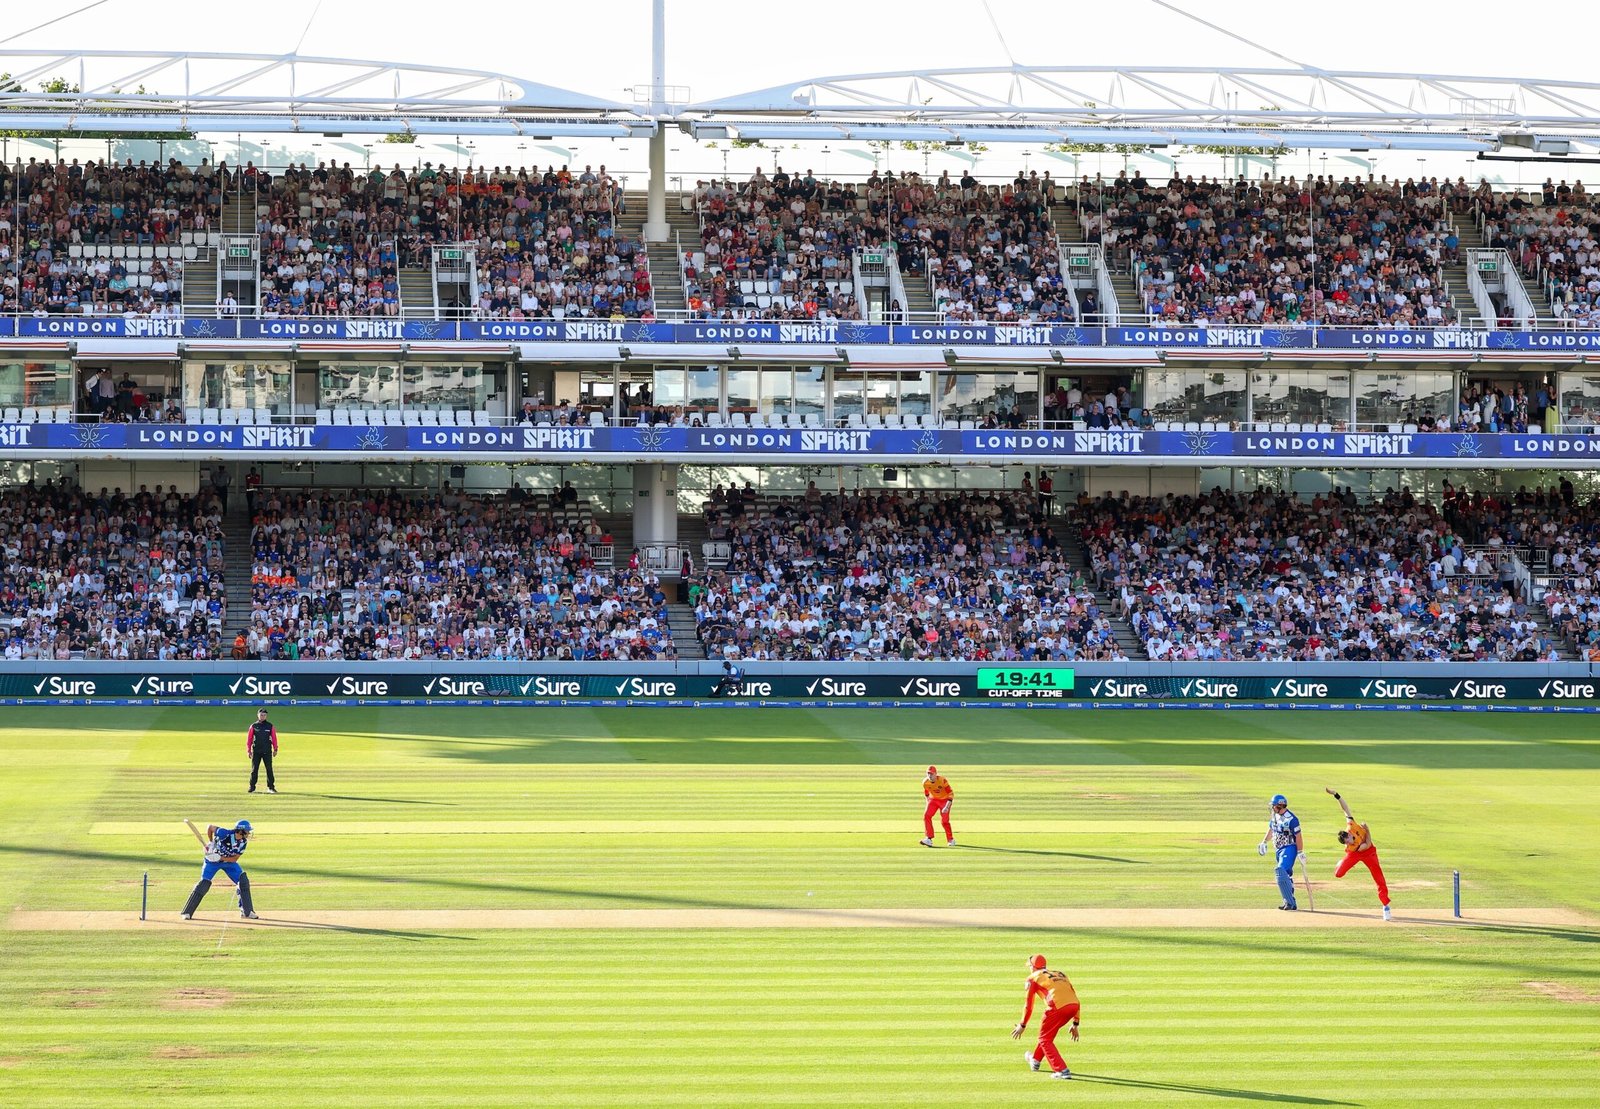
181, 819, 258, 920
1258, 794, 1305, 910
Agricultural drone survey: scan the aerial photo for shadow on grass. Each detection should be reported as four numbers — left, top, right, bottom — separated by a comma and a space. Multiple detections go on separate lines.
1054, 921, 1600, 978
0, 842, 764, 912
244, 917, 472, 941
954, 844, 1147, 864
295, 793, 458, 806
1072, 1073, 1356, 1105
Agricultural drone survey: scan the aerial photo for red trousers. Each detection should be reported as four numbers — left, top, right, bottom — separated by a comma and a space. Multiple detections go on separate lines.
923, 797, 952, 841
1335, 848, 1390, 906
1031, 1003, 1080, 1072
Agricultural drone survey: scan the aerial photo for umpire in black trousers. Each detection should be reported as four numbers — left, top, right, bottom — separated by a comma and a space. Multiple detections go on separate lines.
247, 709, 279, 793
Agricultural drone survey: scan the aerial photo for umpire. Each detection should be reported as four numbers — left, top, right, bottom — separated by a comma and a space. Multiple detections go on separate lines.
247, 709, 279, 794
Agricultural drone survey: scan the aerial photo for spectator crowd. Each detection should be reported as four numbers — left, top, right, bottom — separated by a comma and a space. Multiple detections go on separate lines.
243, 160, 652, 321
1074, 487, 1566, 662
1478, 178, 1600, 329
0, 157, 208, 317
690, 486, 1125, 661
0, 477, 227, 659
242, 486, 673, 660
1082, 172, 1464, 327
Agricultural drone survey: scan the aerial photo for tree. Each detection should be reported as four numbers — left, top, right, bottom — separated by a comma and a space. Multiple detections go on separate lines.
382, 130, 417, 144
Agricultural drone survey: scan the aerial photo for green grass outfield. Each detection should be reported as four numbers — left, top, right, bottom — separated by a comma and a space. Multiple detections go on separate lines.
1, 706, 1597, 1107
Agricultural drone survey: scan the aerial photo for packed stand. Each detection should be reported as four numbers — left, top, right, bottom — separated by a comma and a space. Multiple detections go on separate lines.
1075, 488, 1558, 662
691, 485, 1125, 661
0, 157, 209, 317
1081, 173, 1462, 327
687, 170, 871, 321
893, 170, 1078, 324
1477, 178, 1600, 328
242, 485, 675, 660
248, 161, 652, 320
0, 478, 227, 660
1440, 481, 1600, 660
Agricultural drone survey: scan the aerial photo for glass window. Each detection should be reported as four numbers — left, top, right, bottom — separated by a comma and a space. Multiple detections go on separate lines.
1559, 373, 1600, 429
651, 368, 686, 407
1355, 371, 1454, 429
579, 367, 616, 412
319, 362, 400, 410
899, 371, 932, 416
402, 363, 487, 411
1140, 370, 1247, 424
939, 370, 1040, 422
726, 368, 758, 412
688, 368, 720, 411
183, 361, 292, 416
1250, 369, 1351, 427
793, 367, 825, 418
0, 361, 73, 409
865, 373, 898, 416
833, 371, 865, 419
759, 369, 792, 416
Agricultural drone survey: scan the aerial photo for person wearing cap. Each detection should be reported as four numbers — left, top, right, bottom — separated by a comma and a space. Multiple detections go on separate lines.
180, 820, 258, 920
1011, 953, 1079, 1079
1257, 793, 1304, 910
921, 766, 955, 847
247, 708, 279, 794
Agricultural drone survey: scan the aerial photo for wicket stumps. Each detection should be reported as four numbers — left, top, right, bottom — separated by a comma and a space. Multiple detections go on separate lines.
141, 871, 148, 921
1453, 870, 1461, 918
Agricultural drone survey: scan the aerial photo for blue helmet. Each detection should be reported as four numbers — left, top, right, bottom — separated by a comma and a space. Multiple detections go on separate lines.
1270, 795, 1288, 807
233, 820, 253, 833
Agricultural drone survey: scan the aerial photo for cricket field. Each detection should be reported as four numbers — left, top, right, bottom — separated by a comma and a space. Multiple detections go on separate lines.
1, 705, 1597, 1107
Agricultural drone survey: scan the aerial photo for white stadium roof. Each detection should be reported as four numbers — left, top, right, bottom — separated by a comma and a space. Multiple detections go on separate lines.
4, 50, 1600, 154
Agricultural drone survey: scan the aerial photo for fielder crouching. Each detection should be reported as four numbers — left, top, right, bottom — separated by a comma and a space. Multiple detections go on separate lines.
181, 820, 258, 920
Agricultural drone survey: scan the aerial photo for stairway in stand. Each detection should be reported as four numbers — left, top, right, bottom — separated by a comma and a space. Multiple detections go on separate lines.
1107, 271, 1143, 321
220, 497, 254, 645
1454, 212, 1557, 321
399, 267, 436, 318
898, 264, 937, 318
666, 604, 706, 659
618, 191, 697, 313
181, 253, 218, 315
219, 194, 255, 236
1050, 517, 1145, 659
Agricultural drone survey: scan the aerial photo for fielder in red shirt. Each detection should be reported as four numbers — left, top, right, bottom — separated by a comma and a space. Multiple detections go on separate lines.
1011, 954, 1080, 1079
921, 766, 955, 847
1326, 787, 1391, 920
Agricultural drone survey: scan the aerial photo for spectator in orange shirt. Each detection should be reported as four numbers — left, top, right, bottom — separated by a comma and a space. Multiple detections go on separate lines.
1011, 954, 1080, 1079
921, 766, 955, 847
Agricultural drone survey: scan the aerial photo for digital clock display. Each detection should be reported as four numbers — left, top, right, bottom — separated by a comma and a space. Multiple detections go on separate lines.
975, 668, 1076, 691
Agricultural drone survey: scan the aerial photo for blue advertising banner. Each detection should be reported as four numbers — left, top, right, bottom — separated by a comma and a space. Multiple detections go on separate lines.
4, 422, 1600, 462
3, 315, 1600, 351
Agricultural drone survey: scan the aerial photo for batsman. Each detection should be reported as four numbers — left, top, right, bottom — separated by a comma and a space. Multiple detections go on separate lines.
180, 819, 259, 920
1258, 793, 1306, 911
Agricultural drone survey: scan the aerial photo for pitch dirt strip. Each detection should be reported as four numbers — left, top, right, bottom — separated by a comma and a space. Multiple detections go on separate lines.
10, 906, 1596, 931
89, 819, 1263, 835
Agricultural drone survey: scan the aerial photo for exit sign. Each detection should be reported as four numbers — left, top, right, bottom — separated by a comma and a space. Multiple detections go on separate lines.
1477, 259, 1498, 272
862, 251, 884, 266
226, 245, 252, 259
440, 248, 464, 262
1068, 255, 1092, 269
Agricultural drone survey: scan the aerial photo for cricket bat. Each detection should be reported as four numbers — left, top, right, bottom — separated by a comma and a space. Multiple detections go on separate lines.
1298, 852, 1316, 911
182, 819, 208, 848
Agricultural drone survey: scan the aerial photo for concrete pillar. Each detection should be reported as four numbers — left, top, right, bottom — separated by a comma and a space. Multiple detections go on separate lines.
644, 129, 669, 243
632, 462, 679, 563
